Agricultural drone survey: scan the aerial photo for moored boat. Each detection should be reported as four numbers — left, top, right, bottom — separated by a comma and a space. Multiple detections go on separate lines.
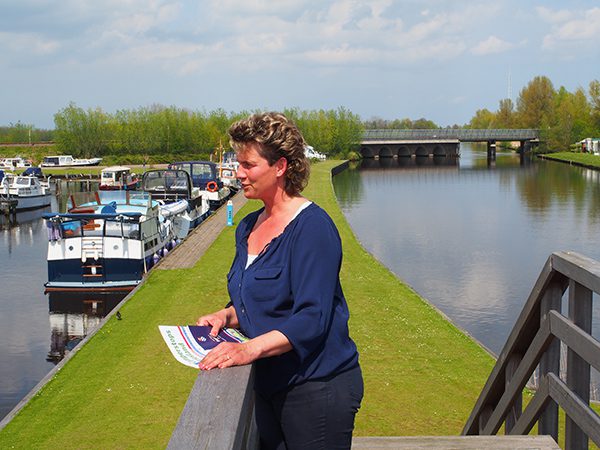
43, 190, 175, 292
99, 166, 139, 190
0, 157, 33, 170
0, 174, 52, 211
41, 155, 102, 167
141, 168, 211, 239
168, 160, 231, 208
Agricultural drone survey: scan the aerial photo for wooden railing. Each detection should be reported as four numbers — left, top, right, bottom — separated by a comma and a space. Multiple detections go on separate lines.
167, 364, 258, 450
463, 251, 600, 449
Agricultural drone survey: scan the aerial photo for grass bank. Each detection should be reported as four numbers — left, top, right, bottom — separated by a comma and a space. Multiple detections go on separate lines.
539, 151, 600, 169
0, 161, 494, 448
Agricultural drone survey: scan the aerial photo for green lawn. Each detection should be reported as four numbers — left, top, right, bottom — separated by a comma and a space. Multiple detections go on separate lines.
539, 151, 600, 169
0, 161, 495, 449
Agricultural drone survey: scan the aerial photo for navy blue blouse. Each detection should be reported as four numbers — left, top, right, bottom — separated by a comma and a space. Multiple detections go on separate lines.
227, 202, 359, 396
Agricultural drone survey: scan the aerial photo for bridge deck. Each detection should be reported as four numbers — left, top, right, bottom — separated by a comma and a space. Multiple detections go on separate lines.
362, 128, 540, 142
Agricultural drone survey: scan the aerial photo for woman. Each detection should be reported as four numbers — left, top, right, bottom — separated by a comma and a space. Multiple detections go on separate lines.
197, 112, 363, 450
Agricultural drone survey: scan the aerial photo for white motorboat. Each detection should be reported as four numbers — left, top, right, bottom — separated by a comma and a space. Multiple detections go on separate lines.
0, 174, 52, 211
168, 161, 231, 209
100, 166, 139, 190
141, 169, 211, 239
43, 190, 175, 292
41, 155, 102, 167
0, 157, 33, 170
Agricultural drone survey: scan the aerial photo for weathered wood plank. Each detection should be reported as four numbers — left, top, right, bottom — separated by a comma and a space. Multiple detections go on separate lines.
462, 256, 566, 435
551, 251, 600, 295
511, 375, 550, 436
565, 281, 593, 450
538, 281, 562, 441
482, 317, 553, 435
548, 374, 600, 447
167, 364, 257, 450
549, 311, 600, 373
504, 354, 522, 434
352, 435, 560, 449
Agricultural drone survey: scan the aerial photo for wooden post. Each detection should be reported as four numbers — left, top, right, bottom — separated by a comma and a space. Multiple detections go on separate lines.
505, 353, 523, 434
565, 280, 592, 450
538, 280, 561, 441
478, 405, 493, 434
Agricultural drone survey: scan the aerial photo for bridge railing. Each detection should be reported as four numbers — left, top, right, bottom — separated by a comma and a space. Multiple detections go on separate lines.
362, 129, 540, 141
167, 364, 258, 450
463, 251, 600, 450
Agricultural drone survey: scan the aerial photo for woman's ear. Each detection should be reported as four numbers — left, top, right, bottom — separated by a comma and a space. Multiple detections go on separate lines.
275, 157, 287, 177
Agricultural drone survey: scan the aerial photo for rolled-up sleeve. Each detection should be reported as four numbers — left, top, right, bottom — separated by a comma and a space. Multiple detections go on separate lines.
275, 214, 342, 363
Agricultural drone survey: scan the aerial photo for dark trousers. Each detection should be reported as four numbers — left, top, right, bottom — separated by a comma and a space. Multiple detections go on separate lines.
254, 365, 363, 450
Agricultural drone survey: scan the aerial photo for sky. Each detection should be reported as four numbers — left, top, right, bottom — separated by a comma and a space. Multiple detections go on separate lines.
1, 0, 599, 129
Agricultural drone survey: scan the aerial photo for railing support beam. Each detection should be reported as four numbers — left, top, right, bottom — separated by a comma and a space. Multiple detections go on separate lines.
565, 281, 592, 450
538, 281, 562, 441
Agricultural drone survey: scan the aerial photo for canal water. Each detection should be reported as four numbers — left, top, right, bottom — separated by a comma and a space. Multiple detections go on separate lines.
0, 181, 126, 421
333, 143, 600, 394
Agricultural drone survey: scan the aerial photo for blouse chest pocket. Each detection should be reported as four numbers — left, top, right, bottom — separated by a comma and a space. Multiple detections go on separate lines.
247, 266, 284, 302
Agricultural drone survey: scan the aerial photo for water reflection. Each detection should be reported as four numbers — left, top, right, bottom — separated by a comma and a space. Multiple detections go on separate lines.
334, 145, 600, 358
0, 179, 101, 420
47, 292, 125, 363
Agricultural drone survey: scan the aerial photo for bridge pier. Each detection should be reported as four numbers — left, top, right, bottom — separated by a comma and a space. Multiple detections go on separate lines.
487, 141, 496, 161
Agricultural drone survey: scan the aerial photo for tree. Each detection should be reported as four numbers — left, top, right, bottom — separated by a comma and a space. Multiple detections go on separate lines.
589, 80, 600, 134
469, 108, 495, 129
516, 76, 555, 129
54, 103, 111, 157
494, 98, 514, 128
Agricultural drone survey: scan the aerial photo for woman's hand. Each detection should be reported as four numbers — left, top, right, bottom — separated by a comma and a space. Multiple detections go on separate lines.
198, 341, 259, 370
198, 330, 293, 371
196, 306, 238, 336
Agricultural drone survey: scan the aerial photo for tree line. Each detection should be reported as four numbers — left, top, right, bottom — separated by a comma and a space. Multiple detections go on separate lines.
2, 75, 599, 156
468, 76, 600, 151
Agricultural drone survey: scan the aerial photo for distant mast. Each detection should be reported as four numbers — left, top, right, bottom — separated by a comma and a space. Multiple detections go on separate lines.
507, 68, 512, 103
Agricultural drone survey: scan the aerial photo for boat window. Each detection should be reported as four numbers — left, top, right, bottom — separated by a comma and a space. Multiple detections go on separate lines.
61, 220, 82, 238
192, 164, 213, 177
105, 221, 140, 239
15, 177, 31, 186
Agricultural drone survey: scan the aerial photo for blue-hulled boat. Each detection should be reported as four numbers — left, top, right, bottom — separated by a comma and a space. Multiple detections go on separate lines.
43, 190, 175, 292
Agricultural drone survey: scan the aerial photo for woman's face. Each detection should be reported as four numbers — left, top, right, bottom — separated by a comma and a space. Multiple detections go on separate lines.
236, 143, 286, 200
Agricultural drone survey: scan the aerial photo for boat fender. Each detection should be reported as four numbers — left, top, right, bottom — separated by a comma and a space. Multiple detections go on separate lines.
207, 181, 218, 192
153, 253, 160, 264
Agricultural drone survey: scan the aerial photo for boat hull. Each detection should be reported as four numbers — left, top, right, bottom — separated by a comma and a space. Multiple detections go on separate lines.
3, 193, 51, 211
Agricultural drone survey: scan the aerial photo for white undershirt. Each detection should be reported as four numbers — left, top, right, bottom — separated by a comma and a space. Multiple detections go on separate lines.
246, 201, 312, 269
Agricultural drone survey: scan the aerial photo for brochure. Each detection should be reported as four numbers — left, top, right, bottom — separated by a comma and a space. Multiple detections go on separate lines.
159, 325, 248, 368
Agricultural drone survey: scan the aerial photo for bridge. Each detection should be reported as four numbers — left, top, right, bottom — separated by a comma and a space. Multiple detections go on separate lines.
360, 129, 540, 159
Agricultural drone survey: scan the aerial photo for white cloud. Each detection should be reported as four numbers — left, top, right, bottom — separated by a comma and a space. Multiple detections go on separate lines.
471, 35, 514, 55
0, 31, 60, 55
540, 6, 600, 50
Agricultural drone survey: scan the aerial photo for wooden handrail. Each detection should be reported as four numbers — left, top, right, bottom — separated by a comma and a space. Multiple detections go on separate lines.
463, 251, 600, 450
168, 364, 258, 450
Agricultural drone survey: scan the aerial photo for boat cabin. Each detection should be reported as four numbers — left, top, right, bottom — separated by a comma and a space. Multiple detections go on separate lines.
42, 155, 74, 167
100, 166, 139, 190
141, 169, 197, 202
168, 161, 223, 191
0, 157, 32, 170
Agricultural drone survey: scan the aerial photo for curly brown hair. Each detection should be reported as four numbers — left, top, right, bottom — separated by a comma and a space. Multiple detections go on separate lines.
228, 112, 310, 197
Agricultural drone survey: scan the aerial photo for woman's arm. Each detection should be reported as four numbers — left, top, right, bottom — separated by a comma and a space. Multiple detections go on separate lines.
196, 305, 239, 336
199, 329, 292, 370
